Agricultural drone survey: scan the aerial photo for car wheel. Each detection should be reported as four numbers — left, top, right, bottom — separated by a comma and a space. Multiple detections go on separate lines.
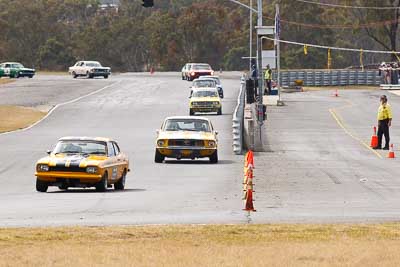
95, 173, 108, 192
209, 150, 218, 164
114, 171, 126, 190
182, 75, 185, 80
36, 179, 48, 192
28, 75, 33, 78
87, 71, 93, 79
72, 72, 78, 78
58, 184, 68, 190
217, 108, 222, 115
14, 72, 19, 78
104, 75, 109, 79
189, 109, 194, 116
154, 149, 165, 163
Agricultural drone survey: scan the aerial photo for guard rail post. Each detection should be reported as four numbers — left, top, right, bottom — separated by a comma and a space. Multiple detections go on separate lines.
233, 74, 246, 155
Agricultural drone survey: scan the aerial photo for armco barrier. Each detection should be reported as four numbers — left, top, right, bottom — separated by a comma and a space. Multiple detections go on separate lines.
232, 75, 246, 155
272, 69, 381, 87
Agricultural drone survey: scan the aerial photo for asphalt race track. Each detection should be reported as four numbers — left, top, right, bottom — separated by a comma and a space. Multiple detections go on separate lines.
2, 73, 400, 227
0, 73, 246, 226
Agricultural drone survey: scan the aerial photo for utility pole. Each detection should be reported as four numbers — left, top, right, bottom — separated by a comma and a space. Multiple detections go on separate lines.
254, 0, 264, 149
249, 0, 252, 72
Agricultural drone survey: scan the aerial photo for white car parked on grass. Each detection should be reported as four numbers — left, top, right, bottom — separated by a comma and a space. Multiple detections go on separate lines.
69, 61, 111, 79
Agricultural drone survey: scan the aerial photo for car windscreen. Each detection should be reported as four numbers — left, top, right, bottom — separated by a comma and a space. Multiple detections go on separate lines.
53, 141, 107, 155
164, 119, 211, 132
86, 62, 102, 67
192, 90, 218, 98
193, 80, 216, 87
11, 63, 24, 68
192, 64, 211, 70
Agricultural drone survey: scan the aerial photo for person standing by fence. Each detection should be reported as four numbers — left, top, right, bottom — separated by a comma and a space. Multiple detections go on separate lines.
373, 95, 393, 150
264, 64, 272, 95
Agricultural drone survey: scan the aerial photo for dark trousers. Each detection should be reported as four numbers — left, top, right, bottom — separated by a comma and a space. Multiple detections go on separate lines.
265, 80, 271, 95
377, 119, 390, 148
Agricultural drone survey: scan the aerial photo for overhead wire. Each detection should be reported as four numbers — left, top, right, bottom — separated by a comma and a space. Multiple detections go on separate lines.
294, 0, 400, 10
261, 36, 400, 54
264, 15, 400, 29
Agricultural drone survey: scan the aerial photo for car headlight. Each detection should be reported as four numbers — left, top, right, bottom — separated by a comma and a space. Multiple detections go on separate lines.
214, 101, 220, 105
86, 166, 98, 174
157, 140, 166, 147
37, 164, 49, 172
90, 68, 95, 72
207, 141, 216, 147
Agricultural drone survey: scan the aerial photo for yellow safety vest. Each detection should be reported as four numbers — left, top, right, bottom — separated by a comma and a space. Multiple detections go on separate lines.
264, 69, 272, 80
377, 104, 393, 120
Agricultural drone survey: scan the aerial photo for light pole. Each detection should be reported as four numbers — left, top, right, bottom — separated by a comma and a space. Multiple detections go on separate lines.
249, 0, 252, 72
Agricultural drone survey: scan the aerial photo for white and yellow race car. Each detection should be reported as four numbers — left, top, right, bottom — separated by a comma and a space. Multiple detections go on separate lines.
155, 116, 218, 163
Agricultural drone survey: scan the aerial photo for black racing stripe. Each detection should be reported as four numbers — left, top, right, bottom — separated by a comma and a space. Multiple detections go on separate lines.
69, 160, 82, 168
55, 162, 66, 167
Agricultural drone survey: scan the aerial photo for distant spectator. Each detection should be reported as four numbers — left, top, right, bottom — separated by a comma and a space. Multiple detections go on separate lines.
392, 63, 399, 85
264, 64, 272, 95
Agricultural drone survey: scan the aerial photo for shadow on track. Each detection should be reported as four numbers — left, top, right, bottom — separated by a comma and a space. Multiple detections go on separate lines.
47, 188, 146, 194
163, 159, 235, 165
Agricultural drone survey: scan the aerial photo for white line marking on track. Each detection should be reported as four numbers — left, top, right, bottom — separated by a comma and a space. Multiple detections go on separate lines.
0, 80, 121, 136
329, 105, 383, 159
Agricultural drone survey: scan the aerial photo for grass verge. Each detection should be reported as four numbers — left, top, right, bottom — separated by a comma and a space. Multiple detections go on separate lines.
0, 78, 15, 86
0, 105, 46, 133
0, 224, 399, 266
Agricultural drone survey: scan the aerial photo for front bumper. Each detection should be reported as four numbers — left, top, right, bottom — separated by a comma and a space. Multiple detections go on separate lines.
191, 107, 220, 113
157, 147, 216, 159
90, 71, 110, 76
18, 71, 35, 77
36, 172, 102, 185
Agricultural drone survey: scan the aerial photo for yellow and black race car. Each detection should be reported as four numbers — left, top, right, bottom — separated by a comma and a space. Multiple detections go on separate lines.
35, 137, 129, 192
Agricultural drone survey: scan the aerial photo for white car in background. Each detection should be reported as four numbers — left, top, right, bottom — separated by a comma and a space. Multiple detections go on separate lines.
69, 61, 111, 79
199, 76, 224, 98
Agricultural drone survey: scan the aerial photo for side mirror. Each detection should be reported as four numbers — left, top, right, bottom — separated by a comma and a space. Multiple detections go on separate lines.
156, 129, 160, 134
47, 150, 51, 155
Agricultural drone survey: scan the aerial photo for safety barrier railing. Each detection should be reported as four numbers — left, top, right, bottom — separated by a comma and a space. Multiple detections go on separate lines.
272, 69, 381, 87
232, 74, 246, 155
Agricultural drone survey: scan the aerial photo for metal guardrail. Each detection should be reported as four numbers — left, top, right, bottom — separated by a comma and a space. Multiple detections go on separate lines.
272, 70, 381, 87
233, 75, 246, 155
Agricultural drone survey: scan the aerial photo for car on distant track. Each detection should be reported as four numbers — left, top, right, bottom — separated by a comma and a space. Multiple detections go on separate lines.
155, 116, 218, 163
189, 88, 222, 116
181, 63, 193, 80
35, 136, 129, 192
0, 62, 35, 78
198, 76, 224, 98
186, 63, 214, 81
68, 61, 111, 79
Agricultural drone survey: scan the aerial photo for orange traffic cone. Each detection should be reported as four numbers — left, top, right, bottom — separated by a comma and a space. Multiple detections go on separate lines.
333, 89, 339, 97
243, 189, 256, 212
246, 150, 254, 169
370, 126, 378, 148
388, 144, 395, 158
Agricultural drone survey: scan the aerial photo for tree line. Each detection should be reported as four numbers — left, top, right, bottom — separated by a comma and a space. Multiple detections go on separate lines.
0, 0, 398, 71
